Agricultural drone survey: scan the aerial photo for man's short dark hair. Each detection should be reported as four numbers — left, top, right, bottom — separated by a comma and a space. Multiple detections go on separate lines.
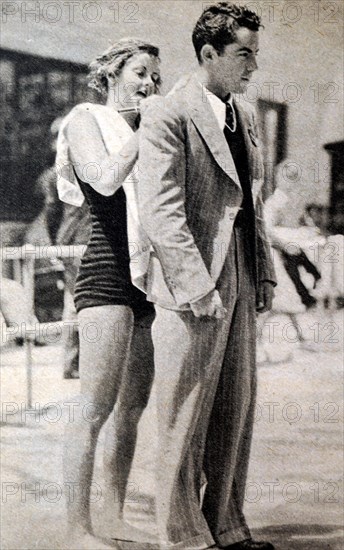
192, 2, 262, 62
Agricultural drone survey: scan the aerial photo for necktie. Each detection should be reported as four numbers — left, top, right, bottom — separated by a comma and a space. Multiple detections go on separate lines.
223, 101, 253, 219
224, 101, 236, 133
223, 100, 257, 277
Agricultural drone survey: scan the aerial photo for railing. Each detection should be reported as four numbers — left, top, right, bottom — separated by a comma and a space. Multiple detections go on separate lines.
1, 244, 86, 308
1, 245, 85, 408
1, 237, 343, 408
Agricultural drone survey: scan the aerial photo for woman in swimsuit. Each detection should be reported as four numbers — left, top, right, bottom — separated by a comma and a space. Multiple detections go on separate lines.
61, 38, 161, 549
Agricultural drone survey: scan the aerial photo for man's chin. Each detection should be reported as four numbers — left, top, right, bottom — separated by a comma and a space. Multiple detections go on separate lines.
238, 79, 251, 93
226, 81, 250, 95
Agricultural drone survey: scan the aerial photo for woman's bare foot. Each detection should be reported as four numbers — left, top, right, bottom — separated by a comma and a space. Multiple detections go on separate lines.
111, 520, 153, 542
66, 528, 117, 549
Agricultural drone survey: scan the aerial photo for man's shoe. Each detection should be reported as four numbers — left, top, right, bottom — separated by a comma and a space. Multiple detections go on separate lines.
223, 539, 275, 550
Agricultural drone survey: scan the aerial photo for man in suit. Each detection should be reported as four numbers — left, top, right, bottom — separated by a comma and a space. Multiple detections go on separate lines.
137, 3, 276, 549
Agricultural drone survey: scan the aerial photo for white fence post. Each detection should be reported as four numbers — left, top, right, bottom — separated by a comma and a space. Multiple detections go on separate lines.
21, 254, 35, 409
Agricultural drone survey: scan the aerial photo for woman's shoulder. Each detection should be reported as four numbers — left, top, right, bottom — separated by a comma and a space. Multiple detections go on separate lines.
66, 102, 100, 123
65, 102, 120, 129
62, 103, 107, 138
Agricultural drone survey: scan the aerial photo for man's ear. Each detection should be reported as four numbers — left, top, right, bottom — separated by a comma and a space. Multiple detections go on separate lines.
200, 44, 218, 65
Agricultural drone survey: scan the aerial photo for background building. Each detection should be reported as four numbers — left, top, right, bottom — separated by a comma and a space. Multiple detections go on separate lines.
0, 0, 343, 232
0, 49, 97, 224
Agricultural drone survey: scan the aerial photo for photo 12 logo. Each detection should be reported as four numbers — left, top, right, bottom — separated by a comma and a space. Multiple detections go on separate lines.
1, 2, 140, 24
202, 1, 342, 25
1, 480, 141, 504
245, 480, 341, 504
253, 401, 341, 424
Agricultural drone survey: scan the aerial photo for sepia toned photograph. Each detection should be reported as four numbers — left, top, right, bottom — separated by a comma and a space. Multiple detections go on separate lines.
0, 1, 343, 549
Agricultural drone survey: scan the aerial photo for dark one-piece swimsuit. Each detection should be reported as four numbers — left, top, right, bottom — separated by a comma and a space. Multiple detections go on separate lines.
73, 175, 154, 320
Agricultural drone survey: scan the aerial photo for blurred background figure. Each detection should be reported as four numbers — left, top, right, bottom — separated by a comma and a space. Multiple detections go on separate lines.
258, 160, 323, 362
265, 161, 321, 311
29, 117, 91, 378
45, 117, 91, 378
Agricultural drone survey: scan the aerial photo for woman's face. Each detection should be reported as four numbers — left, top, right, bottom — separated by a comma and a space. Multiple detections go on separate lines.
109, 52, 161, 109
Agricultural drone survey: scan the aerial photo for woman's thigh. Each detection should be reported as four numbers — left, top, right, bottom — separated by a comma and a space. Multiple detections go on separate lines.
78, 305, 134, 406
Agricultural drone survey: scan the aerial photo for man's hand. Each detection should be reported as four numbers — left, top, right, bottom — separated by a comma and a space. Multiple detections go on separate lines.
190, 290, 226, 319
256, 281, 275, 313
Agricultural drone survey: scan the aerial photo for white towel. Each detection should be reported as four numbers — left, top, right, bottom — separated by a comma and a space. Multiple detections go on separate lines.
55, 102, 150, 292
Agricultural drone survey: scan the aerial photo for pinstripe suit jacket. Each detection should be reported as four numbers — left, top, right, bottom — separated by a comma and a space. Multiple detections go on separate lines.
138, 74, 276, 310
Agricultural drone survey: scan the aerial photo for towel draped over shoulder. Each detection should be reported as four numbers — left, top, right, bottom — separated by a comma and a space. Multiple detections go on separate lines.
55, 102, 150, 292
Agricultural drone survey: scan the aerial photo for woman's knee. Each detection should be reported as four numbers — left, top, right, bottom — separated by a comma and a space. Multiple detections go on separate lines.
117, 402, 148, 425
72, 394, 114, 427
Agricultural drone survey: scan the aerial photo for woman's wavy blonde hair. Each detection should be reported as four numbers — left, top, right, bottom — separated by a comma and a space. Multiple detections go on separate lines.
88, 37, 161, 96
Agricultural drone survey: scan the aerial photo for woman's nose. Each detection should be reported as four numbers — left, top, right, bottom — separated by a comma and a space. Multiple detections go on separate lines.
143, 74, 154, 88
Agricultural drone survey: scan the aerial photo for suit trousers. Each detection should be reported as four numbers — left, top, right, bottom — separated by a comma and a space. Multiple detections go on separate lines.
151, 224, 257, 549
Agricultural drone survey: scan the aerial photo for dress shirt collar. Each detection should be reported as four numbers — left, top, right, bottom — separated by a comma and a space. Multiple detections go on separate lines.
197, 80, 234, 130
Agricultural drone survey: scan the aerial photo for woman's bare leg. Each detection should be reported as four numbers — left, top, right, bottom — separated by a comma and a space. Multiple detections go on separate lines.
63, 305, 134, 545
103, 312, 155, 538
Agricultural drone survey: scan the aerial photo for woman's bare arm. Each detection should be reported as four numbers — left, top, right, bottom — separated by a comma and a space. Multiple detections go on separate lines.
67, 109, 138, 196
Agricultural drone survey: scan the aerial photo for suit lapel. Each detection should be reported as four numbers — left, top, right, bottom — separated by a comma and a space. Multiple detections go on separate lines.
234, 97, 264, 204
184, 76, 241, 191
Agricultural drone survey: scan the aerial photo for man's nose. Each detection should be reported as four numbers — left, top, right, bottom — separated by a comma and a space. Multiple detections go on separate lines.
248, 56, 258, 72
